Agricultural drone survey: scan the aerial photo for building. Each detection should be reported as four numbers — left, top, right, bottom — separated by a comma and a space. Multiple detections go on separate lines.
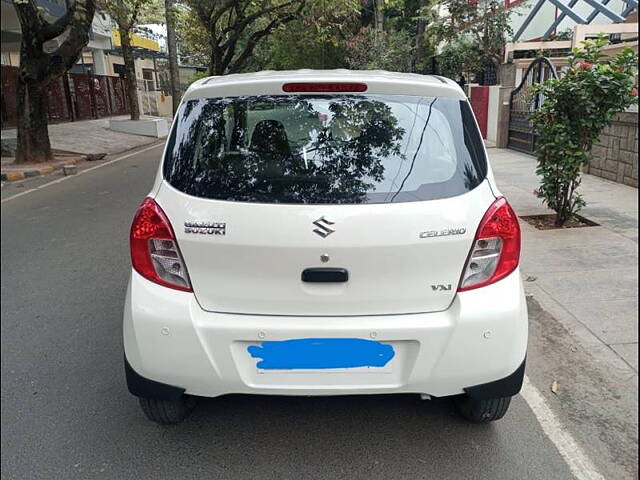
70, 12, 114, 75
1, 3, 172, 122
104, 28, 172, 116
508, 0, 636, 41
1, 1, 113, 74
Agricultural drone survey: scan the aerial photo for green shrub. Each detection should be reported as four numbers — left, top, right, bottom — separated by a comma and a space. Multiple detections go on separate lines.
187, 70, 209, 86
530, 36, 637, 226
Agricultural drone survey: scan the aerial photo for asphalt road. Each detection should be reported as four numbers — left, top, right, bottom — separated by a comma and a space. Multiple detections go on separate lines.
1, 144, 580, 479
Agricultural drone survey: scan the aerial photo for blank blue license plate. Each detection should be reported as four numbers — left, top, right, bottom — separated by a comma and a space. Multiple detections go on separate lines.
247, 338, 395, 371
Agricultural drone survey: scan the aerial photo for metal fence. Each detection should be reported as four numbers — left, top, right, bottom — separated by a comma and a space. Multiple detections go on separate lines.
1, 66, 131, 129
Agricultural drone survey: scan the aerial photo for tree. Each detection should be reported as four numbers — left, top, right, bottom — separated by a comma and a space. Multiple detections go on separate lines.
474, 0, 512, 71
186, 0, 305, 75
530, 37, 638, 226
175, 8, 210, 67
438, 38, 484, 79
13, 0, 96, 163
164, 0, 180, 115
413, 0, 439, 73
265, 0, 359, 70
434, 0, 513, 80
373, 0, 384, 31
345, 27, 415, 72
360, 0, 385, 31
345, 0, 442, 74
103, 0, 156, 120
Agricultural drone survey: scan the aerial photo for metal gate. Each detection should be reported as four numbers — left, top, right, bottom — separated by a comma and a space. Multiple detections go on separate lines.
1, 66, 130, 129
508, 57, 558, 154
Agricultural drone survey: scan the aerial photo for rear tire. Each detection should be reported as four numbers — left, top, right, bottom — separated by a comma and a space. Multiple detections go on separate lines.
139, 396, 196, 425
454, 395, 512, 423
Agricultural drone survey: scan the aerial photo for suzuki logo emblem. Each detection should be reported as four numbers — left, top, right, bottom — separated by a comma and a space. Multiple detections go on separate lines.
312, 216, 335, 238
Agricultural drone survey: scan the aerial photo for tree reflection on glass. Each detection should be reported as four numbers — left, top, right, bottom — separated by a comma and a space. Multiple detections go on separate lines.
166, 95, 406, 204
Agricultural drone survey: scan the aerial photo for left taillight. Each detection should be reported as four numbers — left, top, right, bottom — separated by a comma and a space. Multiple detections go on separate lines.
130, 197, 192, 292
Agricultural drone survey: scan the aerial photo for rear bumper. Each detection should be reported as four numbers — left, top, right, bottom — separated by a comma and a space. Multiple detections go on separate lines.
123, 269, 528, 399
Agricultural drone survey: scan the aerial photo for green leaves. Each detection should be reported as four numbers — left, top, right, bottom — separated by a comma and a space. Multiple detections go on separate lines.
434, 0, 513, 78
345, 27, 415, 72
531, 37, 638, 226
438, 38, 484, 78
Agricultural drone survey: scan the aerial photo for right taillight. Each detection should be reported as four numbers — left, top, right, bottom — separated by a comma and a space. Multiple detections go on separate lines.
130, 197, 192, 292
458, 197, 521, 291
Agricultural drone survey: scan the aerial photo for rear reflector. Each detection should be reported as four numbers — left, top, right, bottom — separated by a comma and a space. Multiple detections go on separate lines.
458, 197, 521, 291
282, 82, 368, 93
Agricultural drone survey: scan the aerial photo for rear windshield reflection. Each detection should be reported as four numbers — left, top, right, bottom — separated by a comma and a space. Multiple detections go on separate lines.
163, 95, 487, 204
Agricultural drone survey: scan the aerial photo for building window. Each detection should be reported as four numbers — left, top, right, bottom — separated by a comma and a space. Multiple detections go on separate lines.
114, 63, 127, 77
142, 68, 155, 91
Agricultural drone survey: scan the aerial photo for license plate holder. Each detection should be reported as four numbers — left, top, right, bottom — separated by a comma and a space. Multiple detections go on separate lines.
248, 338, 395, 374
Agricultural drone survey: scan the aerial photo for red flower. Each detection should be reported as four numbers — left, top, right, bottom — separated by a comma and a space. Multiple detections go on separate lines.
579, 61, 592, 69
632, 88, 638, 97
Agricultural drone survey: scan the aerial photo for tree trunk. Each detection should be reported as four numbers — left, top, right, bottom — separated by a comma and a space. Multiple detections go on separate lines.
165, 0, 181, 116
413, 0, 428, 73
209, 50, 216, 76
209, 44, 224, 76
12, 0, 95, 164
120, 28, 140, 121
15, 76, 53, 164
374, 0, 384, 32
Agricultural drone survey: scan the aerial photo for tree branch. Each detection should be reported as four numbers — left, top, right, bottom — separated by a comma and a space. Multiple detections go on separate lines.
44, 0, 96, 81
210, 0, 236, 31
40, 2, 78, 41
128, 0, 145, 29
227, 11, 297, 73
13, 0, 44, 44
220, 0, 300, 37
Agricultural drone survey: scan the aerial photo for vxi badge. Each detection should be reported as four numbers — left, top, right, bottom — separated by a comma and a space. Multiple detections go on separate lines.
419, 227, 466, 239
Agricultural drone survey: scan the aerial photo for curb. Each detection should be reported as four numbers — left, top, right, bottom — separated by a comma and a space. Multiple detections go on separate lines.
1, 166, 56, 182
1, 156, 86, 182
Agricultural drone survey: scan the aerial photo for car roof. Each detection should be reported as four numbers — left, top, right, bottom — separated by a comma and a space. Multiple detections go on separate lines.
183, 69, 465, 101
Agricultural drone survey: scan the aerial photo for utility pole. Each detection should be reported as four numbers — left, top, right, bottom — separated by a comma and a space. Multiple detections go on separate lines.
165, 0, 181, 116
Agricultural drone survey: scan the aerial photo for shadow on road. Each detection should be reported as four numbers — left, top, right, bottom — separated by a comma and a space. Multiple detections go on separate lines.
104, 392, 567, 480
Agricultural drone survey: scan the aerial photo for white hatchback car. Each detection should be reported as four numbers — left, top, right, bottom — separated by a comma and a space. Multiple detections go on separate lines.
124, 70, 527, 425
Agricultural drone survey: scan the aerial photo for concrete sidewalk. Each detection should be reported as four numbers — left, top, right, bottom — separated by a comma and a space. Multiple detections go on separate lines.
489, 148, 638, 374
1, 115, 169, 156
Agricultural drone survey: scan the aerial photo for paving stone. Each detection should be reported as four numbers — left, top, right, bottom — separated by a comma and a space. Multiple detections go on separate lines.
489, 148, 638, 378
559, 296, 639, 345
1, 115, 170, 156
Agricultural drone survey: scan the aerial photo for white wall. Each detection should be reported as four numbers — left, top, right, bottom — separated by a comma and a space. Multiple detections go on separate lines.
486, 86, 502, 143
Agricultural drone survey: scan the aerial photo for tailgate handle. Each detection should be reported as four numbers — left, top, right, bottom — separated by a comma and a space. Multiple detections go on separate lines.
301, 268, 349, 283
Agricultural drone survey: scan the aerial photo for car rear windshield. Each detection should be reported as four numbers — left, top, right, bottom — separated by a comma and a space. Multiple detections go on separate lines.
163, 94, 487, 204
